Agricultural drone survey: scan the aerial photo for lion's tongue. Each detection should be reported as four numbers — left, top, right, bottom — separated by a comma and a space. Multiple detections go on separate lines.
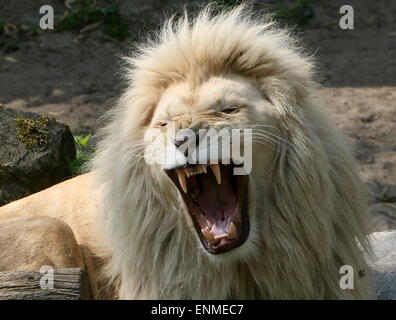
196, 167, 237, 234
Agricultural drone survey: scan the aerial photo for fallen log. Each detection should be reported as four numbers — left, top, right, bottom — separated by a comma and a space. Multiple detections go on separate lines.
0, 268, 91, 300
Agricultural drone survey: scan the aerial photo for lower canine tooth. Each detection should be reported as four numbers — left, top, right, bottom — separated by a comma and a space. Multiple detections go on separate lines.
228, 222, 237, 237
201, 229, 215, 242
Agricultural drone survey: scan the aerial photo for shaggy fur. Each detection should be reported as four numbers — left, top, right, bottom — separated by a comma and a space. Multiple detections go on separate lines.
91, 5, 373, 299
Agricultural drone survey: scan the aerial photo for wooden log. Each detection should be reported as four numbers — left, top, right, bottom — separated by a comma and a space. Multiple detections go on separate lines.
0, 268, 91, 300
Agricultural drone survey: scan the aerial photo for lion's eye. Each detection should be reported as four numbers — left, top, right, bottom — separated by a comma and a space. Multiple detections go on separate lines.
222, 106, 241, 114
263, 93, 271, 103
156, 121, 169, 128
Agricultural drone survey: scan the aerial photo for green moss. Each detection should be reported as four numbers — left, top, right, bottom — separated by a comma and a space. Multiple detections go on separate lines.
214, 0, 315, 26
15, 115, 50, 148
58, 0, 130, 41
273, 0, 315, 26
0, 161, 13, 179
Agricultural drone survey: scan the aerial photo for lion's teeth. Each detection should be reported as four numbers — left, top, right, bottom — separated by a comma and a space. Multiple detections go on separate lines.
203, 166, 207, 173
177, 170, 188, 193
228, 222, 237, 237
201, 229, 215, 242
214, 233, 228, 240
210, 164, 221, 184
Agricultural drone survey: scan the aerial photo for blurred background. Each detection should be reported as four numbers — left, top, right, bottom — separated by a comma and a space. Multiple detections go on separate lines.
0, 0, 395, 230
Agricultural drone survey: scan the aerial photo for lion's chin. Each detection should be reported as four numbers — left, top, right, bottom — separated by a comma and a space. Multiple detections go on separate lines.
166, 162, 250, 254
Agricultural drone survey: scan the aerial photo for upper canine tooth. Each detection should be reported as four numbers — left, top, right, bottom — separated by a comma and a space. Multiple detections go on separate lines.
228, 222, 237, 238
177, 170, 188, 193
210, 164, 221, 184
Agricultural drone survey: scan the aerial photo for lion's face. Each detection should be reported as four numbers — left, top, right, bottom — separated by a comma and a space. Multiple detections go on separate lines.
143, 74, 278, 255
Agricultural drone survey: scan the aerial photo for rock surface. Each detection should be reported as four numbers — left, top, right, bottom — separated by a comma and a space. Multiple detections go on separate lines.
0, 106, 76, 206
371, 231, 396, 300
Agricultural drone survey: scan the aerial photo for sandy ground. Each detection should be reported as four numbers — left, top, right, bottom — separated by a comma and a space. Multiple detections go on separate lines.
1, 0, 395, 230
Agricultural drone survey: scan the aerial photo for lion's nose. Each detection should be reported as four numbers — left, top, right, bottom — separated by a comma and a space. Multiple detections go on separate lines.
173, 128, 203, 163
173, 136, 188, 148
173, 128, 198, 149
173, 120, 208, 149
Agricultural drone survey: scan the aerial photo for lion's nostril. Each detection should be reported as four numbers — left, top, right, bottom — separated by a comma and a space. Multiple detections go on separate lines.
174, 137, 188, 147
174, 128, 200, 148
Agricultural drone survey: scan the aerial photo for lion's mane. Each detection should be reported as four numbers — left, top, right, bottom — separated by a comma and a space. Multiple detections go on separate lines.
91, 5, 372, 299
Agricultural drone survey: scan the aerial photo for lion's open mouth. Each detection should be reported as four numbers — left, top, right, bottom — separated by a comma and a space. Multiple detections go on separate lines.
166, 163, 249, 254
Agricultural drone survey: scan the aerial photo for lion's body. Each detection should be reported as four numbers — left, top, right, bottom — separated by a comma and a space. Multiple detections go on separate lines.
0, 5, 373, 299
0, 173, 111, 298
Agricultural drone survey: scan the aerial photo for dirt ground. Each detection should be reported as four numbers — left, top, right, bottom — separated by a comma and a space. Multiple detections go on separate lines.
1, 0, 395, 230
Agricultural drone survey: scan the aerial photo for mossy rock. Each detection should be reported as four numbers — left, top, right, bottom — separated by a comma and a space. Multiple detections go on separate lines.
15, 115, 50, 148
0, 106, 76, 205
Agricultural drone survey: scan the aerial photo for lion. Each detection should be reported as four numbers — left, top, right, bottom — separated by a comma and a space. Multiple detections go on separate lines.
0, 5, 373, 299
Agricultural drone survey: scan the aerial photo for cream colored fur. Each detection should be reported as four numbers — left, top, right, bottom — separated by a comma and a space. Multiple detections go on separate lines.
0, 5, 373, 299
0, 173, 110, 298
91, 5, 373, 299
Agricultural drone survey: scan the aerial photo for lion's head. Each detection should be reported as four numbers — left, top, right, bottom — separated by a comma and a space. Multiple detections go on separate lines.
93, 5, 372, 299
143, 74, 278, 255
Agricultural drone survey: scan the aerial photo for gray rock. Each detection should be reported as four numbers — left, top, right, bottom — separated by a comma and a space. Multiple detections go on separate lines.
370, 203, 396, 232
367, 180, 396, 203
370, 231, 396, 300
0, 106, 76, 206
367, 180, 396, 232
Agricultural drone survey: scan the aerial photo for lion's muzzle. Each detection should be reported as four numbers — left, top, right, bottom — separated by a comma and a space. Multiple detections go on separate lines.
166, 161, 250, 254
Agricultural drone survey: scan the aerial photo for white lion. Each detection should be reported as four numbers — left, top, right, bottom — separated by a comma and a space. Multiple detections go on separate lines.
0, 5, 373, 299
